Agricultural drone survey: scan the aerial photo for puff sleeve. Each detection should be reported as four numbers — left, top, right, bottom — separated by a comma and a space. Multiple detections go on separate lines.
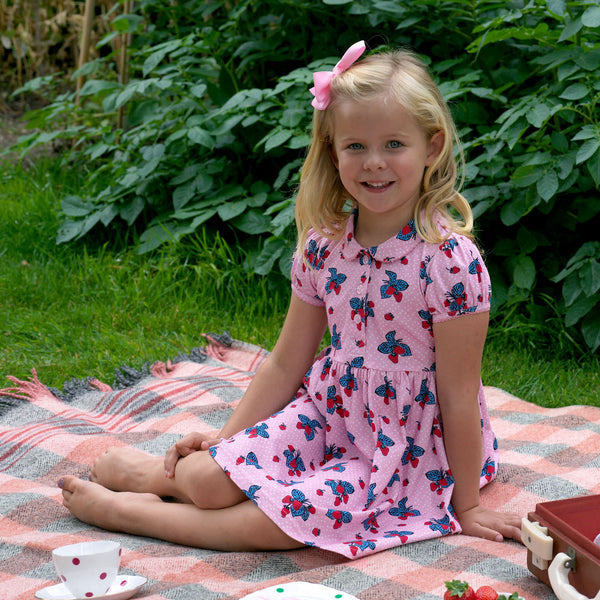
290, 233, 329, 307
423, 235, 492, 324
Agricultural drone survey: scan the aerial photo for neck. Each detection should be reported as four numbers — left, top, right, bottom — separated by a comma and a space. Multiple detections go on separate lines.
354, 213, 411, 247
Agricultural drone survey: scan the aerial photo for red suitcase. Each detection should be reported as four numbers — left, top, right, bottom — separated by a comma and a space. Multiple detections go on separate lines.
522, 495, 600, 600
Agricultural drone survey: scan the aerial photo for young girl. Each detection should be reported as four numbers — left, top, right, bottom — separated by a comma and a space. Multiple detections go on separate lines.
59, 41, 522, 558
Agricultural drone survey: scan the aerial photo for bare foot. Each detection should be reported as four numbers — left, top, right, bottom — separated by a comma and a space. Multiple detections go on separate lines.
58, 475, 162, 532
91, 447, 174, 497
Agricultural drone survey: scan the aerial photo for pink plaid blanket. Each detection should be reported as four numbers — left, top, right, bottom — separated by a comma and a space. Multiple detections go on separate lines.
1, 334, 598, 600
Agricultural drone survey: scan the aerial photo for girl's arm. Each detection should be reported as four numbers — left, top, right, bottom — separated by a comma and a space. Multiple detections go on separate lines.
164, 294, 327, 475
433, 311, 522, 542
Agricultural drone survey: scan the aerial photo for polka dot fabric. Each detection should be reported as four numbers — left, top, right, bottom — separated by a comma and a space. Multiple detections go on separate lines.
212, 214, 498, 558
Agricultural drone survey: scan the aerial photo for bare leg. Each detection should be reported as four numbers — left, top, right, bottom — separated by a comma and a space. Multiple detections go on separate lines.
59, 476, 304, 552
91, 447, 246, 509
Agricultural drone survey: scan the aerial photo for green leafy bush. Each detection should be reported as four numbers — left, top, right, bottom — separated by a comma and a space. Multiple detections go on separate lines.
7, 0, 600, 352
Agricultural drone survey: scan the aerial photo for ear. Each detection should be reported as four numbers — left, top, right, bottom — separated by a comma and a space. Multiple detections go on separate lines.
425, 131, 444, 167
328, 143, 339, 169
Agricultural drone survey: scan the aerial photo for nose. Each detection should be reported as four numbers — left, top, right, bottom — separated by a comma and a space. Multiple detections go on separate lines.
363, 150, 386, 170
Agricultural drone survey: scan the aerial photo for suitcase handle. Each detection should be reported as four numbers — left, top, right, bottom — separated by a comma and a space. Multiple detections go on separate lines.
548, 552, 600, 600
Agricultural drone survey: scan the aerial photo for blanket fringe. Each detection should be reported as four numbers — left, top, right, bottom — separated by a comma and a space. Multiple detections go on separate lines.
0, 333, 229, 408
0, 369, 58, 403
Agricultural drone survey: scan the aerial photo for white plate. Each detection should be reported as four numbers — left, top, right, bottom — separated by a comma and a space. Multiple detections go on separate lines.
35, 575, 147, 600
240, 582, 359, 600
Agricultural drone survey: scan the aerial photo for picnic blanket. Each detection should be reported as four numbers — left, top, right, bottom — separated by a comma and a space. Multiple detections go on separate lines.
1, 333, 599, 600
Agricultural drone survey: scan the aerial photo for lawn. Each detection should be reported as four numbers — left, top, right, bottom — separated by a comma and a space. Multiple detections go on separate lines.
1, 157, 598, 408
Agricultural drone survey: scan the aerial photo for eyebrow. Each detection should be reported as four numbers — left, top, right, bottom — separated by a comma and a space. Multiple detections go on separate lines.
337, 132, 410, 144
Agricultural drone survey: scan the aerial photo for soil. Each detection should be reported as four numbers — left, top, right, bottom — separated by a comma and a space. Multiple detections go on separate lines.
0, 98, 53, 163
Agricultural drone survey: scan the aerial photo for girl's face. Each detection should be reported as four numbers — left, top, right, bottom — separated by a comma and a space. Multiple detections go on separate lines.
330, 98, 443, 245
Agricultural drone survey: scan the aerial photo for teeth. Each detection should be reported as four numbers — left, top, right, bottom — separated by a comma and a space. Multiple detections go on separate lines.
364, 182, 390, 188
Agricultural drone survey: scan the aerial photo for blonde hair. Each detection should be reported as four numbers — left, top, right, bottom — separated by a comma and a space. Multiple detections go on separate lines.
295, 48, 473, 253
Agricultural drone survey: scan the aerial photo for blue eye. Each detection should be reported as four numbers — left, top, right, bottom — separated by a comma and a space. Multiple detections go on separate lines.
388, 140, 402, 149
348, 143, 363, 150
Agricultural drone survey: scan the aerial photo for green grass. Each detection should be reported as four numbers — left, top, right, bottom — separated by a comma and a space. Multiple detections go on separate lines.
1, 157, 598, 407
0, 158, 289, 388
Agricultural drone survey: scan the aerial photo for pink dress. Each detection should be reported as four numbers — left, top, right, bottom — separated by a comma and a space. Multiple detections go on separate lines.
212, 214, 498, 558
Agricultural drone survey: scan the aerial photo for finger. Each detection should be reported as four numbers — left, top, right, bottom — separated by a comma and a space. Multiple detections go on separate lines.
200, 437, 223, 450
163, 446, 180, 478
175, 440, 198, 457
492, 514, 522, 542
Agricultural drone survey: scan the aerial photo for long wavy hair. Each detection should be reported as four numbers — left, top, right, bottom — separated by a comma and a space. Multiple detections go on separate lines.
295, 48, 473, 253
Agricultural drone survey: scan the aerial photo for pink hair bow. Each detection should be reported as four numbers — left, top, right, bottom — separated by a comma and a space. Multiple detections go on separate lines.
309, 40, 366, 110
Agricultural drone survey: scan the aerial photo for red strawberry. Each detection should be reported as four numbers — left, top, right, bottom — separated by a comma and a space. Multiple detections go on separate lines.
476, 587, 499, 600
444, 581, 476, 600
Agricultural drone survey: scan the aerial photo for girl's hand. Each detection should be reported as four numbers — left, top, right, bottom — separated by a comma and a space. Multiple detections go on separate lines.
164, 432, 222, 478
456, 505, 522, 543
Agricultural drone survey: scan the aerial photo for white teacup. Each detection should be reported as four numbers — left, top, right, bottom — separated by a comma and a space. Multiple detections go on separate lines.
52, 540, 121, 598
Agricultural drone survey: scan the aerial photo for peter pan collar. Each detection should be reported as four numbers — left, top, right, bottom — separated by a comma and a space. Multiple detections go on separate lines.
340, 211, 424, 265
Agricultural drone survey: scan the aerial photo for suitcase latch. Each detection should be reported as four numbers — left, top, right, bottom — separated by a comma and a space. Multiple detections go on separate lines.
522, 518, 554, 570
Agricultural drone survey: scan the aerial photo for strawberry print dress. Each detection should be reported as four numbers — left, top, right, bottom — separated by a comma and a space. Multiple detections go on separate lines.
211, 213, 498, 558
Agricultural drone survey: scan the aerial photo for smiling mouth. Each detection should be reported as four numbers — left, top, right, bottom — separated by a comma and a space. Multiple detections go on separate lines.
362, 181, 393, 189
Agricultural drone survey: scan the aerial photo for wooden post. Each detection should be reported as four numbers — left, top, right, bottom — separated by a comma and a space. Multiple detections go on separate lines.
116, 0, 132, 130
76, 0, 95, 105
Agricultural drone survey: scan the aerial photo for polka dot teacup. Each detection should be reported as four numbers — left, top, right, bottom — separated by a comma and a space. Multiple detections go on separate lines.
52, 540, 121, 598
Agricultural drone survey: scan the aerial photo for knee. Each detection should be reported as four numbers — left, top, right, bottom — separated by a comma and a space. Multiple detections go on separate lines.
176, 452, 243, 509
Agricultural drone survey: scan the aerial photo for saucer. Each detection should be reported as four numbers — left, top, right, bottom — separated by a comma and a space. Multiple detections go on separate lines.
240, 582, 359, 600
35, 575, 147, 600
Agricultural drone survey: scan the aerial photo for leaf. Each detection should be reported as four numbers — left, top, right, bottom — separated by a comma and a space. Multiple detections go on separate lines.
56, 219, 85, 244
558, 17, 583, 42
560, 83, 589, 101
517, 227, 538, 254
114, 86, 137, 109
217, 199, 248, 221
562, 272, 582, 306
264, 128, 293, 153
253, 237, 286, 276
572, 125, 598, 141
526, 104, 551, 128
173, 180, 197, 211
537, 169, 558, 201
565, 294, 596, 327
576, 139, 600, 164
62, 195, 94, 217
582, 6, 600, 28
138, 222, 177, 253
551, 131, 569, 153
500, 197, 527, 226
119, 197, 145, 225
512, 164, 541, 188
322, 0, 353, 4
513, 255, 536, 290
280, 108, 305, 128
112, 14, 144, 33
581, 261, 600, 297
232, 209, 271, 234
190, 208, 217, 229
78, 79, 121, 96
582, 311, 600, 352
170, 163, 203, 186
576, 49, 600, 72
143, 48, 170, 77
189, 83, 207, 99
546, 0, 567, 17
556, 154, 575, 180
587, 148, 600, 187
187, 126, 214, 148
